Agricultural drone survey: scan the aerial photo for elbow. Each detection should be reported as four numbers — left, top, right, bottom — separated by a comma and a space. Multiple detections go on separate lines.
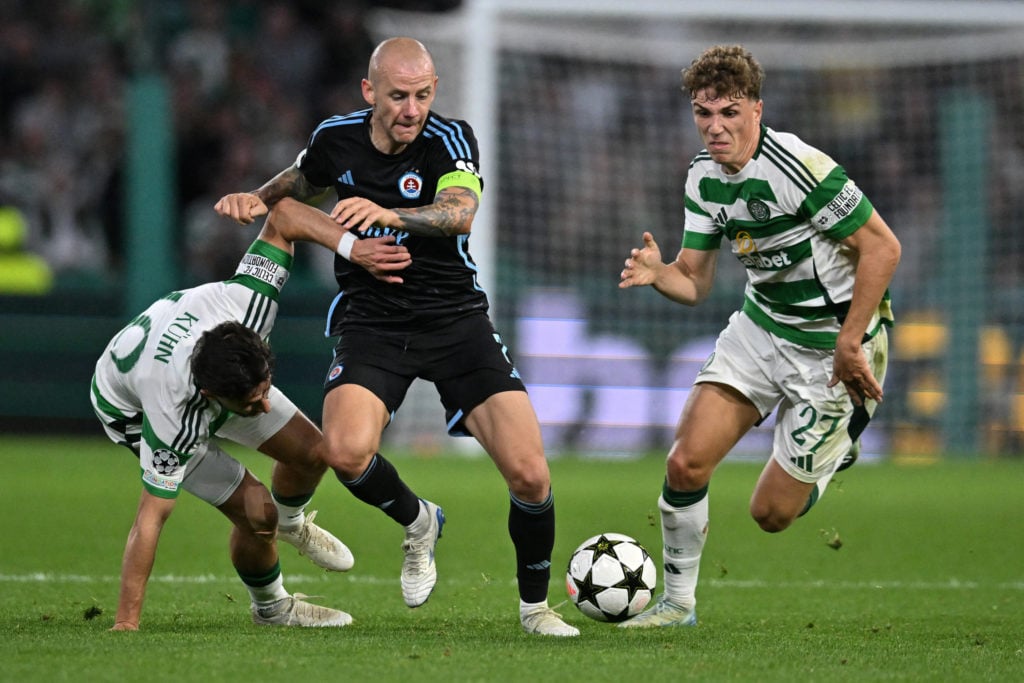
879, 237, 902, 279
444, 188, 478, 236
266, 198, 297, 233
877, 220, 901, 270
690, 279, 714, 306
445, 212, 474, 236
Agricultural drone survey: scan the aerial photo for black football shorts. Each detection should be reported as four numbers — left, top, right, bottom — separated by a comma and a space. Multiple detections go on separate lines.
323, 313, 526, 436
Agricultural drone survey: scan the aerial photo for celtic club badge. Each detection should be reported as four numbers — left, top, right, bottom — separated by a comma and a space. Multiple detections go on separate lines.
747, 198, 770, 222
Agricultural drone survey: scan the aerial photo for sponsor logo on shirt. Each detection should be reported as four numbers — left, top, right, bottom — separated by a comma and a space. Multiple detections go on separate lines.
735, 231, 756, 255
735, 230, 794, 270
738, 250, 794, 270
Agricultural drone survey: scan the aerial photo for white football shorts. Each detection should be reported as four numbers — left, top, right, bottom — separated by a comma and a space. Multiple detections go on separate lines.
695, 311, 888, 483
94, 386, 297, 506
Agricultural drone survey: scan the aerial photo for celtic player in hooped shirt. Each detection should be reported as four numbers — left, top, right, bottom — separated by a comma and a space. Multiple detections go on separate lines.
618, 44, 901, 629
91, 199, 409, 630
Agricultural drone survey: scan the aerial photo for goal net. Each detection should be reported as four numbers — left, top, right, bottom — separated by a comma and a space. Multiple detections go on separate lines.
370, 1, 1024, 459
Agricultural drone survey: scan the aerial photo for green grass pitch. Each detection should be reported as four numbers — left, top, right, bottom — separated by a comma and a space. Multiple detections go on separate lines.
1, 435, 1022, 682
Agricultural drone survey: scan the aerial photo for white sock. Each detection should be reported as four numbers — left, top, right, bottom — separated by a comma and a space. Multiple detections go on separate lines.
814, 469, 835, 502
659, 493, 708, 610
519, 599, 548, 617
246, 573, 289, 607
274, 501, 306, 532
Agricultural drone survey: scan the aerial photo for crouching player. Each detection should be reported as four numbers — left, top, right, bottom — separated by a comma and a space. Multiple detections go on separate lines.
90, 198, 412, 629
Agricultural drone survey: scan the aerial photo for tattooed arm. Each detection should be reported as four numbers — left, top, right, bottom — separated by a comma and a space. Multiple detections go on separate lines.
329, 186, 479, 237
214, 166, 332, 225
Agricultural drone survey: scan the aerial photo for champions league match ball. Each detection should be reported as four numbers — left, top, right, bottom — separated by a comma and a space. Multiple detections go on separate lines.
565, 533, 657, 622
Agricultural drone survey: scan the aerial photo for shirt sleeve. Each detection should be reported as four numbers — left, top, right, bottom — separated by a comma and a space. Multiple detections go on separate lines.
789, 144, 874, 241
296, 128, 334, 189
137, 390, 204, 499
425, 117, 484, 198
681, 169, 724, 251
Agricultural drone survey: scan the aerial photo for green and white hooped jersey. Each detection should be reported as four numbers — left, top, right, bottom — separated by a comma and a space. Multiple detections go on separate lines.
90, 239, 291, 498
683, 125, 894, 349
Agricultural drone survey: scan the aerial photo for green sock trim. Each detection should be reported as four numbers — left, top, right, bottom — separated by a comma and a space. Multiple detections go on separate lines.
271, 490, 314, 507
662, 479, 709, 507
238, 561, 281, 588
798, 487, 820, 517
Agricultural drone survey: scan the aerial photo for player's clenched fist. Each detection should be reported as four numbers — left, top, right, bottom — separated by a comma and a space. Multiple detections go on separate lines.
214, 193, 268, 224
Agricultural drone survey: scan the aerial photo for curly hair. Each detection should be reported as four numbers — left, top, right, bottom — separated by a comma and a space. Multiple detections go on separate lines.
682, 45, 765, 101
191, 321, 274, 399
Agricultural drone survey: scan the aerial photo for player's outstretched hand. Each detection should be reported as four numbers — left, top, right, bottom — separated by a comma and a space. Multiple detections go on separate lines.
619, 231, 663, 288
351, 235, 412, 284
214, 193, 268, 225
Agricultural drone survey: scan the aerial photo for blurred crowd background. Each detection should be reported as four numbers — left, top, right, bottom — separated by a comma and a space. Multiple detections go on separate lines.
0, 0, 442, 286
3, 1, 1023, 458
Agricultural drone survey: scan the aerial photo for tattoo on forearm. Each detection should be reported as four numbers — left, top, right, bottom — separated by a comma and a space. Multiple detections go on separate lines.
393, 187, 478, 237
256, 167, 326, 205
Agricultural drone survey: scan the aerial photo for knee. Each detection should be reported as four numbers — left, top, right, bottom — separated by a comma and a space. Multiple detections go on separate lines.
749, 501, 795, 533
665, 451, 711, 492
297, 441, 330, 478
223, 475, 279, 544
323, 432, 378, 481
504, 458, 551, 503
281, 441, 329, 482
244, 491, 279, 540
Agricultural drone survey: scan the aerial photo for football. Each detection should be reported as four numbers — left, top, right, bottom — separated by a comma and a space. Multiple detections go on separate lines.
565, 532, 657, 622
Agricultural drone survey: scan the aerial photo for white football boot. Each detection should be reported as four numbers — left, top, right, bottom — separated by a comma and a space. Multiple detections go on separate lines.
252, 594, 352, 627
277, 510, 355, 572
520, 602, 580, 637
401, 499, 445, 607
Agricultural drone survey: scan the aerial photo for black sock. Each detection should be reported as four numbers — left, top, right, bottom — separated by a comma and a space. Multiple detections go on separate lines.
337, 453, 420, 526
508, 490, 555, 603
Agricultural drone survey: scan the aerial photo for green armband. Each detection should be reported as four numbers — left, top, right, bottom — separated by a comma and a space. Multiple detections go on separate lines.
437, 170, 482, 198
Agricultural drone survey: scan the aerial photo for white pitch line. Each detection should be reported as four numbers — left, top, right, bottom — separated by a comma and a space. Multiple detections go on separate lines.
2, 573, 1021, 591
0, 573, 393, 585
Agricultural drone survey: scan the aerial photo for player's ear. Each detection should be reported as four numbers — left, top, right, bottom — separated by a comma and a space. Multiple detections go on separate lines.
361, 78, 375, 106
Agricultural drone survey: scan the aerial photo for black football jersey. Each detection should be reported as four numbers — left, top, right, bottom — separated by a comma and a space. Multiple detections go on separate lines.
297, 108, 489, 333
